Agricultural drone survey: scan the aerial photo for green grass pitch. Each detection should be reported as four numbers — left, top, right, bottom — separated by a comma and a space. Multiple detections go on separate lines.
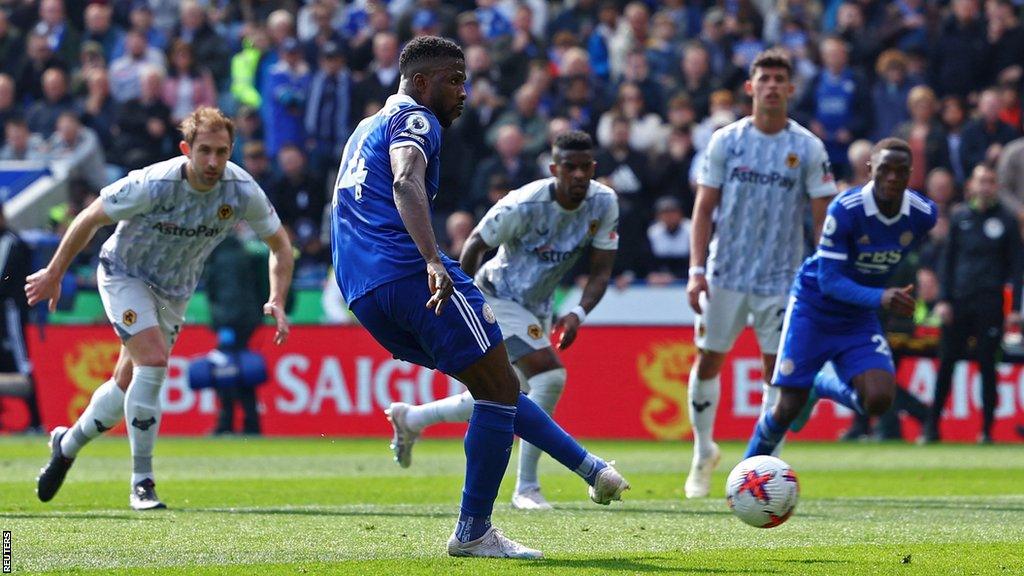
1, 436, 1022, 575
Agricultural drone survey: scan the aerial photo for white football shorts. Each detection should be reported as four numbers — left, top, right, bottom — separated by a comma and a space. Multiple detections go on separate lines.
694, 284, 788, 355
97, 264, 188, 346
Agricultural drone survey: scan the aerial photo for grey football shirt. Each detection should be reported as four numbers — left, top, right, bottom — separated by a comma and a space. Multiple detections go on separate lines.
698, 117, 837, 295
99, 156, 282, 301
475, 178, 619, 319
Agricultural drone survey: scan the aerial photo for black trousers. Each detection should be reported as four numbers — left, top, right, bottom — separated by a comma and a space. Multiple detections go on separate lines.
929, 296, 1004, 437
213, 324, 261, 435
0, 299, 42, 430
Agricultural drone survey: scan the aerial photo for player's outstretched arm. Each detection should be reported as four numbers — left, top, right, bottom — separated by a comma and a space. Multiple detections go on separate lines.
390, 145, 452, 315
261, 226, 294, 345
556, 248, 616, 350
25, 197, 113, 311
458, 230, 494, 277
687, 185, 720, 314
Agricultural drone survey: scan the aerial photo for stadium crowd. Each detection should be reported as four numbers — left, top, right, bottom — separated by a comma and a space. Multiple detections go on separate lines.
1, 0, 1021, 290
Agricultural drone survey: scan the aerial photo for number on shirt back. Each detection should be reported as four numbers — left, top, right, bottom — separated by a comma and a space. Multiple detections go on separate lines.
335, 127, 371, 201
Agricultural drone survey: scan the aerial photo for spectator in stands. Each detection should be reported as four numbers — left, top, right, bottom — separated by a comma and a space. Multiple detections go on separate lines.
536, 116, 572, 173
471, 124, 539, 213
493, 5, 543, 94
692, 89, 736, 151
46, 111, 106, 190
0, 201, 43, 434
36, 0, 80, 66
997, 135, 1024, 225
842, 139, 873, 190
0, 75, 16, 146
455, 10, 486, 50
15, 31, 66, 104
125, 3, 168, 56
923, 167, 958, 267
351, 32, 400, 119
271, 144, 326, 266
983, 0, 1024, 87
71, 40, 106, 97
304, 41, 351, 180
894, 86, 950, 192
930, 0, 986, 99
163, 40, 217, 125
262, 37, 310, 158
609, 2, 650, 81
871, 50, 918, 142
941, 95, 969, 184
597, 82, 664, 154
997, 84, 1021, 132
696, 9, 731, 79
26, 68, 74, 136
585, 1, 617, 83
110, 65, 172, 170
444, 210, 475, 258
554, 73, 600, 136
82, 3, 123, 62
925, 164, 1022, 445
548, 0, 598, 38
487, 83, 546, 158
673, 41, 717, 118
231, 23, 271, 110
344, 2, 390, 73
960, 88, 1020, 175
173, 1, 229, 90
77, 68, 116, 151
646, 11, 680, 87
302, 0, 345, 65
465, 45, 500, 90
642, 196, 690, 286
0, 11, 23, 78
649, 127, 695, 213
619, 49, 666, 118
795, 35, 870, 180
596, 115, 651, 248
0, 117, 45, 161
241, 140, 274, 192
109, 28, 166, 104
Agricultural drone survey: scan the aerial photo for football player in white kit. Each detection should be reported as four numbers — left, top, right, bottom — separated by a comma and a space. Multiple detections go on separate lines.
27, 107, 294, 510
386, 130, 622, 510
684, 49, 837, 498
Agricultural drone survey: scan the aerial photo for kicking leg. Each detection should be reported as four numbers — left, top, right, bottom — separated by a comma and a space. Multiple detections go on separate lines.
744, 386, 810, 458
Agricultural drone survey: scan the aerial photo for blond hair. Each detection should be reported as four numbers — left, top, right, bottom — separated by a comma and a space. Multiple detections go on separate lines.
179, 106, 234, 145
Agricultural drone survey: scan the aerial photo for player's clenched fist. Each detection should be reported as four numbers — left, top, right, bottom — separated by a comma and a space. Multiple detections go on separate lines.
686, 272, 708, 314
25, 268, 61, 312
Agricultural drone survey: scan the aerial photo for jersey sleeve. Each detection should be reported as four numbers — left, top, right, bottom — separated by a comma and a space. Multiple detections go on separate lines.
696, 129, 727, 189
100, 169, 152, 221
243, 184, 283, 238
476, 197, 524, 248
816, 198, 852, 260
816, 199, 885, 308
591, 196, 620, 250
387, 106, 442, 164
804, 137, 838, 199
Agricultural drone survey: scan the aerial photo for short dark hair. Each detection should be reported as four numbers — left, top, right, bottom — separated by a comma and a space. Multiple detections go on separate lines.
749, 48, 793, 79
554, 130, 593, 154
871, 137, 912, 158
399, 36, 464, 77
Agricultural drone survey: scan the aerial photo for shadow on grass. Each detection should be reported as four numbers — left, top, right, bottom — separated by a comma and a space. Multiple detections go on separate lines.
836, 498, 1024, 513
522, 556, 759, 573
183, 507, 452, 519
0, 512, 151, 520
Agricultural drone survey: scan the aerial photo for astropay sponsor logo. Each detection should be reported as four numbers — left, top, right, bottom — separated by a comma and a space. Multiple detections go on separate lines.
151, 222, 223, 237
728, 166, 796, 190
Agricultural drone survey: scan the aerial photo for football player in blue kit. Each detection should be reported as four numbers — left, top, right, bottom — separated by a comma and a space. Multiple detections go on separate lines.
745, 138, 938, 458
330, 36, 626, 559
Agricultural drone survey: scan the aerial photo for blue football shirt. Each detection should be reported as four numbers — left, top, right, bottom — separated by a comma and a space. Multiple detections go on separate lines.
330, 94, 454, 303
793, 182, 938, 319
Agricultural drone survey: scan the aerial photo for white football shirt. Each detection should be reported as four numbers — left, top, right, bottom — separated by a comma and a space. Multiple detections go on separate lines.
99, 156, 282, 301
699, 117, 837, 295
475, 178, 619, 319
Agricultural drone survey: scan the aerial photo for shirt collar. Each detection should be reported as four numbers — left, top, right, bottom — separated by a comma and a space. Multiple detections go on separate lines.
861, 181, 910, 225
385, 94, 417, 107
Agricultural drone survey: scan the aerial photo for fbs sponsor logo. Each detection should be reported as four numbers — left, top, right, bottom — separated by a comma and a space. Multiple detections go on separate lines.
151, 222, 223, 237
728, 166, 796, 190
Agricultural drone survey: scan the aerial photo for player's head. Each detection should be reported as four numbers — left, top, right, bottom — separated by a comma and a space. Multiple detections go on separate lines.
746, 49, 794, 113
550, 130, 595, 206
967, 163, 998, 207
179, 106, 234, 190
868, 137, 913, 203
399, 36, 466, 128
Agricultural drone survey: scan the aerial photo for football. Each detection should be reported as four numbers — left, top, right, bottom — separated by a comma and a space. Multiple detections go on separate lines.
725, 455, 800, 528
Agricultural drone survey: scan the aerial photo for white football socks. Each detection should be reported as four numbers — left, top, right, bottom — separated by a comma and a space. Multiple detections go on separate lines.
515, 368, 566, 492
61, 379, 125, 458
688, 369, 721, 459
124, 366, 167, 486
404, 390, 474, 431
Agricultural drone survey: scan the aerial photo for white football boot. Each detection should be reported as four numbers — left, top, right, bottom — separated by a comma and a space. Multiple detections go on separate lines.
384, 402, 419, 468
684, 442, 721, 499
511, 486, 553, 511
588, 461, 630, 505
447, 526, 543, 559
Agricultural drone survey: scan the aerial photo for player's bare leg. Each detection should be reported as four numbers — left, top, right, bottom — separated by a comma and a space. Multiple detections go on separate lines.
122, 327, 170, 510
37, 347, 133, 502
849, 370, 897, 417
685, 349, 726, 498
510, 348, 565, 510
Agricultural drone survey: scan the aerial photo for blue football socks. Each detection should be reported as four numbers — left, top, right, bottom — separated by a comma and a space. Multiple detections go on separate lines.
744, 410, 787, 458
456, 400, 516, 543
813, 372, 865, 415
512, 393, 605, 486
